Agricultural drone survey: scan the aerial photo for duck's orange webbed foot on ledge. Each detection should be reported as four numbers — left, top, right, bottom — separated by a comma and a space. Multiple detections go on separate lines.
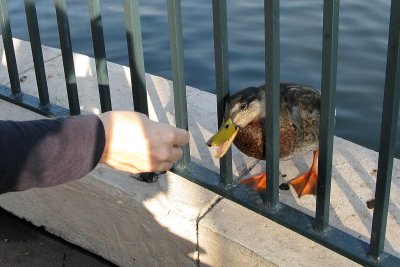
239, 149, 319, 196
289, 149, 319, 198
239, 173, 267, 192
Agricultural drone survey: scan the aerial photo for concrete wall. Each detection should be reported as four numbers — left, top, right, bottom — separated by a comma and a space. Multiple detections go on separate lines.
1, 37, 399, 266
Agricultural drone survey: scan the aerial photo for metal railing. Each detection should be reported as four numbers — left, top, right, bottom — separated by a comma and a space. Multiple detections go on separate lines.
0, 0, 399, 266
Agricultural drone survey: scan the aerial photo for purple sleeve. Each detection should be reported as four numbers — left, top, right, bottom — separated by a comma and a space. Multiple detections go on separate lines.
0, 114, 106, 194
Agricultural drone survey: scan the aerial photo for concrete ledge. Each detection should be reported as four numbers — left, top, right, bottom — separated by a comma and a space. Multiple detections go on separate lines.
1, 37, 399, 266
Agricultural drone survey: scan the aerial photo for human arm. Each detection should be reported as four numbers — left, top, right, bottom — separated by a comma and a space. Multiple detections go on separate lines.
0, 111, 189, 194
0, 114, 105, 194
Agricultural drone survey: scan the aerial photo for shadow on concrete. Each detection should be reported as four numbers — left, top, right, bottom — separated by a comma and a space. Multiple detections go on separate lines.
0, 207, 115, 266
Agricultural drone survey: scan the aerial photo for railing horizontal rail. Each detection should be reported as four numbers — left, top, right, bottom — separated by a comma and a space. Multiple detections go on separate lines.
0, 85, 69, 117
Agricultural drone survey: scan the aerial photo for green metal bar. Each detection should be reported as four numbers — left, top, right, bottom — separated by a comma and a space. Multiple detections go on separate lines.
123, 0, 148, 115
24, 0, 50, 107
0, 85, 69, 118
124, 0, 157, 183
369, 0, 400, 259
264, 0, 280, 208
0, 0, 20, 95
167, 0, 190, 169
54, 0, 80, 116
87, 0, 112, 112
315, 0, 339, 232
212, 0, 232, 186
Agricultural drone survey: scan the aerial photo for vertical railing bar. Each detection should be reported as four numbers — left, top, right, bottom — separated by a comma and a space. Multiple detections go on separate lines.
124, 0, 156, 183
212, 0, 232, 186
24, 0, 50, 107
0, 0, 21, 95
123, 0, 148, 115
87, 0, 112, 112
167, 0, 190, 169
264, 0, 280, 208
54, 0, 80, 116
369, 0, 400, 259
315, 0, 339, 232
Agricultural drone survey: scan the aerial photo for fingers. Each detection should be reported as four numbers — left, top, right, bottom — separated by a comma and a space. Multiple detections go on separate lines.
146, 146, 182, 172
137, 120, 188, 173
173, 128, 190, 146
153, 146, 183, 165
154, 147, 183, 172
157, 127, 188, 170
156, 161, 174, 172
171, 146, 184, 162
160, 125, 190, 146
136, 161, 173, 173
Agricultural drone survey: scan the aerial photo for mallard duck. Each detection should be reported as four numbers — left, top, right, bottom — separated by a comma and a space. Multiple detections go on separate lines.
206, 83, 320, 197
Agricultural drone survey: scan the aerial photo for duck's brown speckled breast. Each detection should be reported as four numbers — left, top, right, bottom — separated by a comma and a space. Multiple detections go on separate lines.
234, 119, 265, 159
233, 118, 300, 160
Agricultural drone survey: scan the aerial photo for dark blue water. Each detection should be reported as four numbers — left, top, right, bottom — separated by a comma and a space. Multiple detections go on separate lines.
7, 0, 399, 156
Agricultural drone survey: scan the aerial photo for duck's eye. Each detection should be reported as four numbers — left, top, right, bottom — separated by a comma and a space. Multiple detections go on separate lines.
224, 124, 230, 129
240, 103, 247, 110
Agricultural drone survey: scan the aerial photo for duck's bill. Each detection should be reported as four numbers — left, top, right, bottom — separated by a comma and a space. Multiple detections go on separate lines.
206, 118, 238, 158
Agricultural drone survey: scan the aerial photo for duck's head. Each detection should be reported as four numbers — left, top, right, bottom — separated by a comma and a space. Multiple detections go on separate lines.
206, 86, 265, 158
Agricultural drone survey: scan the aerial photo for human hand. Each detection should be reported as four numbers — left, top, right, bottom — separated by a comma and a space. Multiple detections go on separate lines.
98, 111, 190, 173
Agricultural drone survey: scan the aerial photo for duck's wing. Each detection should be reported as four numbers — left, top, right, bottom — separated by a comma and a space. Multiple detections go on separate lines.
279, 83, 321, 159
280, 83, 321, 129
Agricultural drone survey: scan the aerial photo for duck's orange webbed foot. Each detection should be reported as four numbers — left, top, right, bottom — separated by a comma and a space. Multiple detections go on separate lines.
289, 149, 319, 198
289, 169, 318, 197
240, 173, 267, 192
